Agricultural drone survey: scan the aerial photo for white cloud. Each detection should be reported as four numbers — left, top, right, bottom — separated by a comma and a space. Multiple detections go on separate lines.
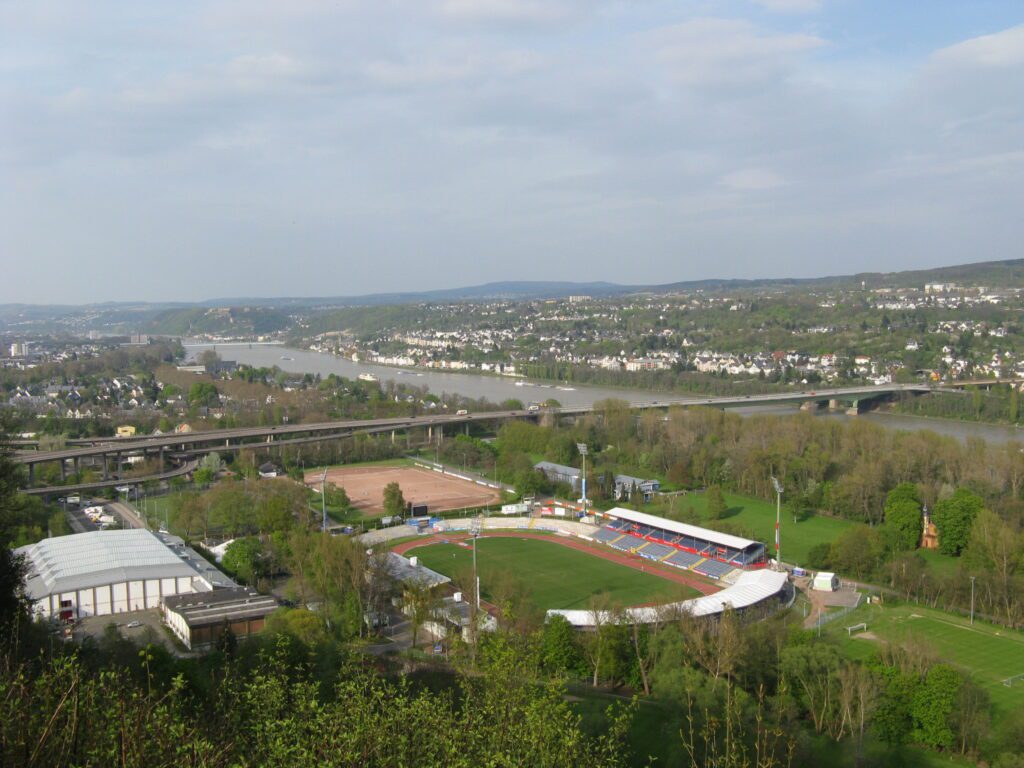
931, 24, 1024, 69
750, 0, 822, 13
440, 0, 579, 25
647, 18, 825, 87
719, 167, 786, 191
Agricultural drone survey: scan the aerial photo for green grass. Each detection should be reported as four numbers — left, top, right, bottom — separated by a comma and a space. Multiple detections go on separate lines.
824, 603, 1024, 717
626, 491, 856, 567
916, 548, 961, 578
405, 537, 699, 611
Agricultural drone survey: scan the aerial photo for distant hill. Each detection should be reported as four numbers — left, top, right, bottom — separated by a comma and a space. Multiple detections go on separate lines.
200, 281, 629, 308
142, 306, 292, 336
2, 258, 1023, 334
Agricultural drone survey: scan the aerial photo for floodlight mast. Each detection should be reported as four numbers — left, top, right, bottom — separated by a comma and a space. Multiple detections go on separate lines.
771, 476, 784, 570
321, 468, 329, 532
576, 443, 588, 517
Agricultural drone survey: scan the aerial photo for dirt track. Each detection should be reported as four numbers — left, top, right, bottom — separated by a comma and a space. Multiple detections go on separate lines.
393, 531, 720, 596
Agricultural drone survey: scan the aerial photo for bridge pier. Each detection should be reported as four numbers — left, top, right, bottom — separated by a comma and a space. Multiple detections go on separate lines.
828, 399, 841, 411
60, 459, 66, 482
391, 430, 396, 444
846, 399, 862, 416
28, 463, 34, 485
102, 455, 109, 480
800, 400, 821, 412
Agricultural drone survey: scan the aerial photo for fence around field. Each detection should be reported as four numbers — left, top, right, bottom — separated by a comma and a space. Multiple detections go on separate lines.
811, 593, 864, 628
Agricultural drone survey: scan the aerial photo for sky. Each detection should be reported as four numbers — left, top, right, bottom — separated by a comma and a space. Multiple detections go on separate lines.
1, 1, 1023, 304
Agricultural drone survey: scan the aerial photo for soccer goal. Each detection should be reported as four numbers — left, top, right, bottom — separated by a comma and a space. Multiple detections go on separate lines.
1002, 673, 1024, 688
846, 622, 867, 636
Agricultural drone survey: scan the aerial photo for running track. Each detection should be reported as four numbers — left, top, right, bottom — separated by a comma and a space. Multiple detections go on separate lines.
393, 531, 720, 597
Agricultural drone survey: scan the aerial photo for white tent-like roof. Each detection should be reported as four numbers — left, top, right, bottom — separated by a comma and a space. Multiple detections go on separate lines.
547, 569, 788, 627
600, 507, 760, 551
16, 529, 210, 601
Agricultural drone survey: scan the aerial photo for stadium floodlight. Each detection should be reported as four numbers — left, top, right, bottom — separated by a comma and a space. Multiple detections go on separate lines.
770, 476, 783, 570
321, 468, 329, 532
576, 443, 589, 515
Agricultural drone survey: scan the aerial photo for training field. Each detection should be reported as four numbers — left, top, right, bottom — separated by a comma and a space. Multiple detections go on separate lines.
304, 465, 500, 516
402, 535, 703, 611
829, 604, 1024, 717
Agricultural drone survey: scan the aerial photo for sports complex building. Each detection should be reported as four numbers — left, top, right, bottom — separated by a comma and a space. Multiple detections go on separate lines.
15, 529, 230, 622
590, 507, 768, 581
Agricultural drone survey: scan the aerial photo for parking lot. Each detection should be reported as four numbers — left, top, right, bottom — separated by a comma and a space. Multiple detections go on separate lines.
73, 609, 184, 654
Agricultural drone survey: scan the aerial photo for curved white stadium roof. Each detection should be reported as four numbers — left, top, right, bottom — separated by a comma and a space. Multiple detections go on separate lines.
16, 529, 208, 600
547, 569, 788, 627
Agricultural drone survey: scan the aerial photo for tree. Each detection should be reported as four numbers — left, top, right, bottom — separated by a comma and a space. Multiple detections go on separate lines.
912, 664, 963, 750
934, 488, 984, 556
404, 580, 438, 650
706, 484, 727, 520
382, 482, 405, 518
221, 537, 264, 584
187, 381, 220, 408
883, 482, 923, 553
871, 664, 918, 746
541, 615, 587, 677
324, 482, 351, 514
829, 525, 884, 579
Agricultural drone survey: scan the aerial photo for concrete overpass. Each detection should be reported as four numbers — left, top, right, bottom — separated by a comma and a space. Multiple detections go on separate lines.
12, 382, 930, 493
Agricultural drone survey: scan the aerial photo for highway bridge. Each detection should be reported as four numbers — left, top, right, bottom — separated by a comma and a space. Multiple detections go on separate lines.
12, 383, 932, 494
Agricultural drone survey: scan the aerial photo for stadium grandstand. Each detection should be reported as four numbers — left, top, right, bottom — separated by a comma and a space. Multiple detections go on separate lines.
589, 507, 767, 580
548, 569, 789, 627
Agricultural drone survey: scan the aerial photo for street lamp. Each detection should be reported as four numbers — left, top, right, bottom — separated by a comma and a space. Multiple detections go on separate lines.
970, 575, 976, 625
771, 476, 784, 570
576, 443, 588, 518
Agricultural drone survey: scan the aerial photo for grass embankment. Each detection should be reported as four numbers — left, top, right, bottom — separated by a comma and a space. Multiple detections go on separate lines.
621, 491, 855, 567
404, 537, 699, 611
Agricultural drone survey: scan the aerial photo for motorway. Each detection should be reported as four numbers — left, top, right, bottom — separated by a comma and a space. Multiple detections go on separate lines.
13, 383, 931, 468
14, 383, 934, 495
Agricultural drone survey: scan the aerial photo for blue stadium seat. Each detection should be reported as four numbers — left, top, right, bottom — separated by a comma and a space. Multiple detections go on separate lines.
593, 528, 621, 543
639, 542, 674, 560
665, 550, 702, 569
694, 559, 735, 579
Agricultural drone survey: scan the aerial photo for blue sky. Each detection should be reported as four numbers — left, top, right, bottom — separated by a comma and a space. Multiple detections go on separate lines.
1, 1, 1022, 303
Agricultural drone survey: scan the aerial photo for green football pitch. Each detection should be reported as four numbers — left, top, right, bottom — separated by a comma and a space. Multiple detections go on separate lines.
404, 537, 701, 611
827, 603, 1024, 717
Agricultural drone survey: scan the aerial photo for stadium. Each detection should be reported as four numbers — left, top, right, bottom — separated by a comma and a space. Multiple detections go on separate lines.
363, 510, 790, 629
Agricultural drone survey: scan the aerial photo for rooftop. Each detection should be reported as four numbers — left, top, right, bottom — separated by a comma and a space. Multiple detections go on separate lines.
601, 507, 761, 552
386, 552, 451, 589
163, 587, 278, 628
16, 529, 212, 601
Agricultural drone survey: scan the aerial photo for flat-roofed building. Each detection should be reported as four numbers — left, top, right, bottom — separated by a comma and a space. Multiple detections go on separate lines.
16, 529, 215, 622
162, 588, 278, 650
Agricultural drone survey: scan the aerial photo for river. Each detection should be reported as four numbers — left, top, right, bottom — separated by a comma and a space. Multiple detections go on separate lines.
185, 342, 1024, 446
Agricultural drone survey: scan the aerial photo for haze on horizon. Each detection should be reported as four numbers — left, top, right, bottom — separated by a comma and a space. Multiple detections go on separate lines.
1, 1, 1023, 305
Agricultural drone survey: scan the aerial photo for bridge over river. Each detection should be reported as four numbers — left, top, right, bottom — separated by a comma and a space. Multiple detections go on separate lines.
13, 383, 930, 496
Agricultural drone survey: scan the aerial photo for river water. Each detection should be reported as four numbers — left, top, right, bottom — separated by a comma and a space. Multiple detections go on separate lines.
185, 342, 1024, 446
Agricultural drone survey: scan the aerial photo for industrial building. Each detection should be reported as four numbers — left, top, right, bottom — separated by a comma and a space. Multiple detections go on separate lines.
162, 588, 278, 650
16, 529, 219, 622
